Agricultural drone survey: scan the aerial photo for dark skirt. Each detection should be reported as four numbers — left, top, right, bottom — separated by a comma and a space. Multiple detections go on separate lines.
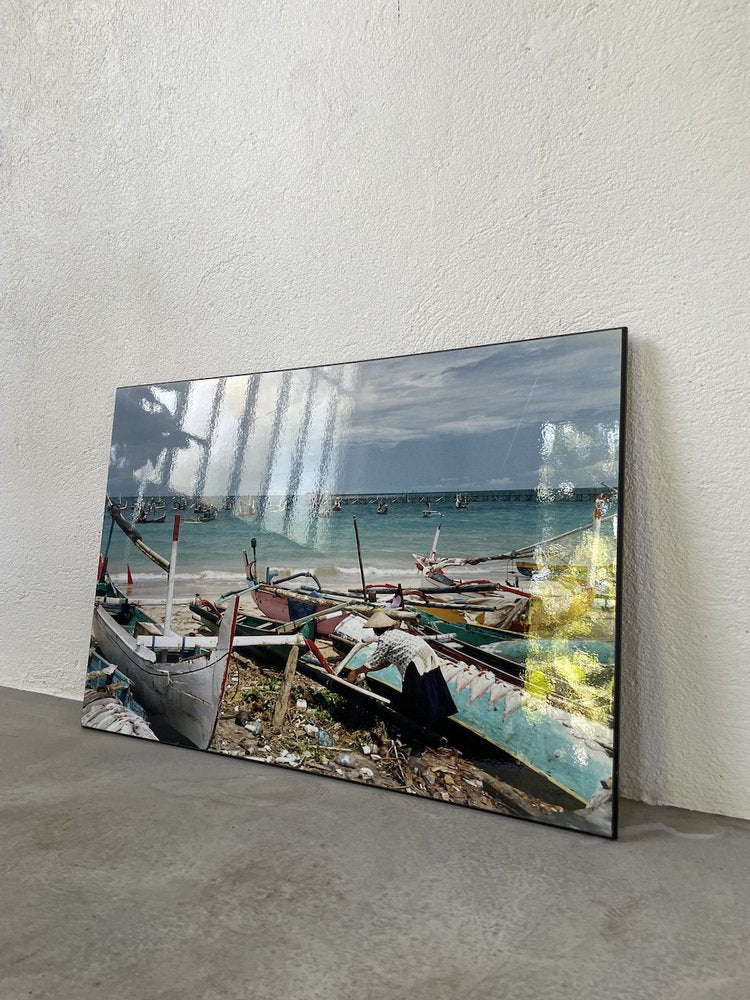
401, 662, 458, 725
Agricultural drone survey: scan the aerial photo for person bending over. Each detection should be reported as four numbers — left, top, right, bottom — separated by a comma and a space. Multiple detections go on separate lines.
347, 609, 457, 725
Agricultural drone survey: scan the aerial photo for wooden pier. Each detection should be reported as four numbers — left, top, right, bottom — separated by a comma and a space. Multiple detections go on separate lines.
332, 488, 609, 505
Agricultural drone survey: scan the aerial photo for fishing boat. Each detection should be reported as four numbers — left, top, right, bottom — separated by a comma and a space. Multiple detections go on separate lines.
191, 581, 612, 805
223, 496, 234, 511
408, 594, 530, 631
193, 502, 218, 522
85, 649, 149, 716
82, 651, 157, 738
152, 498, 166, 510
235, 496, 255, 518
415, 607, 529, 644
413, 520, 533, 600
93, 586, 240, 749
333, 497, 343, 512
415, 609, 614, 662
133, 503, 166, 524
172, 497, 187, 511
335, 624, 612, 806
376, 501, 388, 515
249, 580, 356, 637
422, 502, 437, 517
92, 501, 240, 749
455, 492, 468, 508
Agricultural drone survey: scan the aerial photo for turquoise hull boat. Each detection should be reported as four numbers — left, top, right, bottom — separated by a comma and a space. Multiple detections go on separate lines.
416, 610, 522, 646
417, 611, 615, 666
341, 647, 612, 805
481, 638, 615, 666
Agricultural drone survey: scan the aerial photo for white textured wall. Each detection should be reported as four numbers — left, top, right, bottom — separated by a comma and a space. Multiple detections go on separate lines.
2, 1, 748, 819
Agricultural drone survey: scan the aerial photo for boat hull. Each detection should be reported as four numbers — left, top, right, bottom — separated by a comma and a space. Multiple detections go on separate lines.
252, 587, 349, 637
341, 646, 611, 804
92, 606, 228, 750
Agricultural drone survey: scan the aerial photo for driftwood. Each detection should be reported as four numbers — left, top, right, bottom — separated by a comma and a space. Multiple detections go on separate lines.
271, 645, 299, 731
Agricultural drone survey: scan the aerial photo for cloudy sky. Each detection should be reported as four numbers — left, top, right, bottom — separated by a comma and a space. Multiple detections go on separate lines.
106, 329, 623, 496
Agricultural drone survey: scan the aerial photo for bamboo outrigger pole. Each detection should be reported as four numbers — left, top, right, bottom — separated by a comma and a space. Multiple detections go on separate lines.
106, 496, 170, 573
352, 515, 367, 599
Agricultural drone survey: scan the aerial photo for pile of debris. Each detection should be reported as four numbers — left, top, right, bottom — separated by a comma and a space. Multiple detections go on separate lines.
210, 652, 564, 821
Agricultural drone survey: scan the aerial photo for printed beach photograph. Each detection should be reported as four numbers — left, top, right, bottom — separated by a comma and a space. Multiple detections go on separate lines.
83, 328, 626, 838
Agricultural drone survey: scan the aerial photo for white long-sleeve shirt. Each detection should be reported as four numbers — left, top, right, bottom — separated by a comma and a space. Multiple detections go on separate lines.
366, 629, 440, 678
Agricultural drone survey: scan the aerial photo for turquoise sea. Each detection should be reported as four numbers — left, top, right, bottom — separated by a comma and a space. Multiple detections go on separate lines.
100, 495, 616, 600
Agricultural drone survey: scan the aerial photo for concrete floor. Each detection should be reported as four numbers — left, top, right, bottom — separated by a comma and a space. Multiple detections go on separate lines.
1, 689, 748, 1000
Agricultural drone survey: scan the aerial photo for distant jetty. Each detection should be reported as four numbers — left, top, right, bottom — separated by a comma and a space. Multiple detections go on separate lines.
332, 488, 610, 505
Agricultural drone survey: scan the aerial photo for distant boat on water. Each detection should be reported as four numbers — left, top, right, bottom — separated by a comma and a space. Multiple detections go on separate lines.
235, 496, 256, 518
133, 503, 166, 524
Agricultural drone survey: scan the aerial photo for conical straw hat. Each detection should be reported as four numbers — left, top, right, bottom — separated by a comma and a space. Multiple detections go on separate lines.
365, 608, 397, 630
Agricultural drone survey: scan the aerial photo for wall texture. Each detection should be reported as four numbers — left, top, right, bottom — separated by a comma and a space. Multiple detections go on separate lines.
2, 1, 748, 818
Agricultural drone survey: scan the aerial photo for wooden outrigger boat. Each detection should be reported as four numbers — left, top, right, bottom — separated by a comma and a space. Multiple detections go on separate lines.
193, 503, 218, 522
82, 650, 157, 738
133, 503, 166, 524
240, 548, 371, 637
332, 619, 613, 806
415, 607, 529, 644
92, 586, 237, 749
250, 581, 363, 637
92, 501, 311, 749
413, 520, 535, 598
415, 609, 614, 663
416, 507, 617, 587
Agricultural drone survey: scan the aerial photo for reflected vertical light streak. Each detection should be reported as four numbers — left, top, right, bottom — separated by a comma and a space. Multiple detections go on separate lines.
283, 370, 319, 536
226, 374, 261, 499
256, 370, 293, 526
160, 384, 191, 491
306, 383, 342, 548
192, 378, 227, 500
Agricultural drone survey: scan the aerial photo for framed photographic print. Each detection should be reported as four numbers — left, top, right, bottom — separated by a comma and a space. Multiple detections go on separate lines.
82, 327, 626, 838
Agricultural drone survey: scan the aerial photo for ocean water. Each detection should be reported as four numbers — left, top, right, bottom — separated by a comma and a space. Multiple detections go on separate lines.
100, 496, 616, 600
